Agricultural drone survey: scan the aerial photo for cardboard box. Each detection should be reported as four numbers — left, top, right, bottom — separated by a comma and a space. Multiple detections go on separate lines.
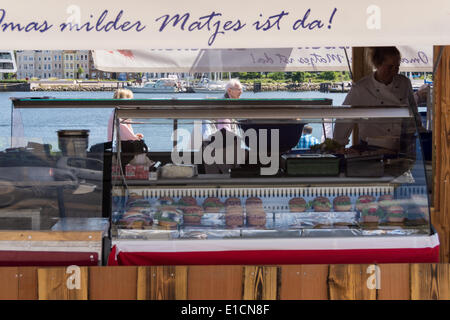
125, 164, 149, 180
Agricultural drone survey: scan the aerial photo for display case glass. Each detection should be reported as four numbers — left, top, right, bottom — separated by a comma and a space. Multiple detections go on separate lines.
109, 99, 432, 241
7, 97, 436, 265
0, 98, 112, 266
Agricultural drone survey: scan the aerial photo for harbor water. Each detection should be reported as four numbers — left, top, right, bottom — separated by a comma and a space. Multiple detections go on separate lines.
0, 90, 347, 152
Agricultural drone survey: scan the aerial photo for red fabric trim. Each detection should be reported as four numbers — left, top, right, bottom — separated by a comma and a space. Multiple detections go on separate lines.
0, 251, 98, 266
109, 245, 440, 266
108, 245, 119, 266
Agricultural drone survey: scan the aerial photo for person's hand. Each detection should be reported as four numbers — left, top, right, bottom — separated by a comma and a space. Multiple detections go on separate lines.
136, 133, 144, 140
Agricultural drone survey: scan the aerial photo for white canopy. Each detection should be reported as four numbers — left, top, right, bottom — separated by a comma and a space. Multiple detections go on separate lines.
93, 47, 432, 73
0, 0, 449, 49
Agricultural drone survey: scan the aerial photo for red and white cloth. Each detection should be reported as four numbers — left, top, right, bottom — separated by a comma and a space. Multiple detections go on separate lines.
108, 234, 439, 265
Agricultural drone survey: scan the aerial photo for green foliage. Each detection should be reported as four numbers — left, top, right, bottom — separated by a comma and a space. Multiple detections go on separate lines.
0, 79, 27, 83
292, 72, 305, 83
233, 72, 264, 80
266, 72, 284, 80
242, 72, 262, 80
318, 71, 337, 81
228, 71, 352, 83
1, 73, 15, 80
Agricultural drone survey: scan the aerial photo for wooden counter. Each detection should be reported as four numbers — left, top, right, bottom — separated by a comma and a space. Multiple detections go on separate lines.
0, 264, 448, 300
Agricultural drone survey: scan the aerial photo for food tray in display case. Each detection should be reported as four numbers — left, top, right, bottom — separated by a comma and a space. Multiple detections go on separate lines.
108, 184, 438, 265
345, 155, 385, 177
282, 154, 340, 176
111, 185, 431, 239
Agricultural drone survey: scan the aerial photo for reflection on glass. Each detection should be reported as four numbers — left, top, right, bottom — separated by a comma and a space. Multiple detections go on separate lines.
110, 106, 432, 240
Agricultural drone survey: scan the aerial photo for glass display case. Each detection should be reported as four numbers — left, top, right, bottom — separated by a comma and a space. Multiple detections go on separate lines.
2, 98, 113, 266
108, 98, 438, 265
7, 97, 438, 265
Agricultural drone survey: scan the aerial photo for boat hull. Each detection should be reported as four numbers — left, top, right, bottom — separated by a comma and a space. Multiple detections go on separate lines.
126, 86, 179, 94
192, 88, 225, 94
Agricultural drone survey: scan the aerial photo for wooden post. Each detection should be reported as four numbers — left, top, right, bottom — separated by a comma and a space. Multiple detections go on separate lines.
352, 47, 373, 83
432, 45, 450, 263
350, 47, 373, 145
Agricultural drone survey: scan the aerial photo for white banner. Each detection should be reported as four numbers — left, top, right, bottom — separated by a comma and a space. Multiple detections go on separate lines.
93, 47, 433, 72
0, 1, 449, 49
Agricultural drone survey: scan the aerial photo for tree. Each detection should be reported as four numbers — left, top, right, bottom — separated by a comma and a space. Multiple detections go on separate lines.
319, 71, 337, 81
292, 72, 305, 83
77, 67, 84, 79
341, 72, 351, 81
267, 72, 285, 81
245, 72, 261, 79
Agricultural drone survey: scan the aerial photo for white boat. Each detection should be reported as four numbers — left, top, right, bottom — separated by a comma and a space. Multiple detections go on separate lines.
193, 78, 227, 93
126, 78, 184, 93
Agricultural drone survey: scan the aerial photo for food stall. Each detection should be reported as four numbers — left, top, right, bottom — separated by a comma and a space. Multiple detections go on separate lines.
103, 98, 438, 265
1, 0, 450, 301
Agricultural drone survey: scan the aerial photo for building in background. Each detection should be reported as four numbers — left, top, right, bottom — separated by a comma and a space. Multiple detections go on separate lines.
88, 51, 111, 79
0, 51, 17, 80
16, 50, 184, 81
17, 50, 63, 79
16, 51, 35, 79
74, 50, 90, 79
17, 50, 100, 80
35, 50, 63, 79
51, 51, 63, 79
62, 50, 76, 79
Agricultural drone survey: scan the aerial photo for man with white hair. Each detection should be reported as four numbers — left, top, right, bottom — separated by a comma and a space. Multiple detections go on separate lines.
211, 79, 243, 133
200, 79, 246, 173
202, 79, 243, 138
224, 78, 243, 99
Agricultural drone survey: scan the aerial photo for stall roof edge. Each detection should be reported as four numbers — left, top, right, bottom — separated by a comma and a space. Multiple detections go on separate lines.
11, 97, 334, 108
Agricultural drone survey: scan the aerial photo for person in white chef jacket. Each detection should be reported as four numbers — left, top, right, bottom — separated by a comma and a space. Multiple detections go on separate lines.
332, 47, 423, 150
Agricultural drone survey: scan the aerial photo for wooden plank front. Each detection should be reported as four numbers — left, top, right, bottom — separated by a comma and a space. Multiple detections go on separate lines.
0, 267, 38, 300
137, 266, 187, 300
243, 266, 278, 300
279, 265, 329, 300
89, 266, 137, 300
18, 267, 38, 300
0, 264, 449, 300
377, 264, 411, 300
0, 267, 19, 300
187, 266, 243, 300
411, 264, 450, 300
328, 264, 377, 300
38, 267, 88, 300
